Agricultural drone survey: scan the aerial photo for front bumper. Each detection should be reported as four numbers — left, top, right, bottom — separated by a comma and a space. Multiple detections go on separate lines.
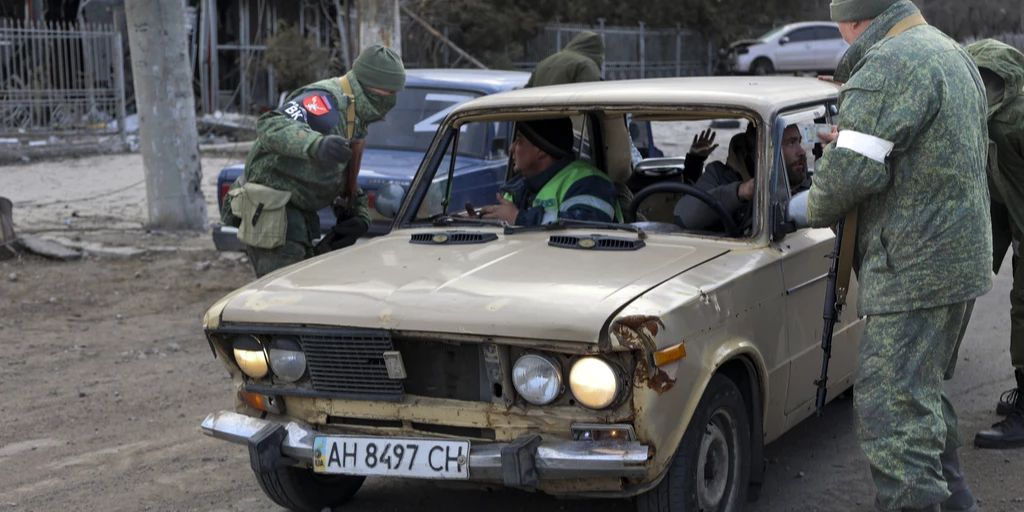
201, 411, 650, 485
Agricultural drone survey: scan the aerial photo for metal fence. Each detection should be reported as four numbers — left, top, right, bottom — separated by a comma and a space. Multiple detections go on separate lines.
516, 22, 713, 79
0, 18, 126, 144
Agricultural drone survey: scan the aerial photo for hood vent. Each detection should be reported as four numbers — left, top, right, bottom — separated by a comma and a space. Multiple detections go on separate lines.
549, 234, 646, 251
410, 231, 499, 245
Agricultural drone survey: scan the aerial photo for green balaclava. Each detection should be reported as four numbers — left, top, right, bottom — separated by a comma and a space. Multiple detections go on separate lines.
830, 0, 899, 21
352, 44, 405, 122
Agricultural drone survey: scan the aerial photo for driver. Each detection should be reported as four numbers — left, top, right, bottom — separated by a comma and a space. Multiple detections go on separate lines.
673, 124, 809, 232
481, 118, 622, 225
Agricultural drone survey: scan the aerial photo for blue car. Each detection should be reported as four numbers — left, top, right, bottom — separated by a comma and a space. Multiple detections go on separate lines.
212, 69, 531, 250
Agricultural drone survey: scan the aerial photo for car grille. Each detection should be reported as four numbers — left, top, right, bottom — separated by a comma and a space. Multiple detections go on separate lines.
300, 330, 405, 401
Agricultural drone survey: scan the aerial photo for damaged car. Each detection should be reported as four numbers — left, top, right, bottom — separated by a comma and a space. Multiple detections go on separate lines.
200, 76, 863, 512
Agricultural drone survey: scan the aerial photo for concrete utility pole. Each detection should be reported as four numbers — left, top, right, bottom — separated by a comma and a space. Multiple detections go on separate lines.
124, 0, 207, 230
357, 0, 401, 52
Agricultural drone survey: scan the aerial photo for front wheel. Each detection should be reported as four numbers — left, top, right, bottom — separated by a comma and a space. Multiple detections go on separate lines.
636, 374, 751, 512
750, 58, 774, 75
253, 465, 365, 512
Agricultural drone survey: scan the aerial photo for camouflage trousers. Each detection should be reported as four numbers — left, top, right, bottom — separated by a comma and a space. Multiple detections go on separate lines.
991, 200, 1024, 367
246, 206, 320, 278
855, 300, 974, 511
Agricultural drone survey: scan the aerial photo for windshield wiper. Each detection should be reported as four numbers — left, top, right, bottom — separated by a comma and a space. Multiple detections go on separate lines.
429, 214, 506, 228
504, 218, 647, 240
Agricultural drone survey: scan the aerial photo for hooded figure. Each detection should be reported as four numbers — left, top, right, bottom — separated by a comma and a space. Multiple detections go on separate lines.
966, 39, 1024, 451
525, 31, 604, 88
229, 44, 406, 277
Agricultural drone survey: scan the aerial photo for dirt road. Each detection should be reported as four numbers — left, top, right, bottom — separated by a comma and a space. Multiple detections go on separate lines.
1, 153, 1022, 511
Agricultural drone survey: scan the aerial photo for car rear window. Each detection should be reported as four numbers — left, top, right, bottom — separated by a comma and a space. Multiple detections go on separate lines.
367, 87, 486, 157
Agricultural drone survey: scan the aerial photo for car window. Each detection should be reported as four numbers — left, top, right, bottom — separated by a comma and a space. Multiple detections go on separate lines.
367, 87, 486, 158
815, 26, 842, 40
784, 28, 819, 42
410, 119, 510, 222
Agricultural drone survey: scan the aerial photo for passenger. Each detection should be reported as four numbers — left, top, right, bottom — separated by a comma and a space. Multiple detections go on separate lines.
480, 118, 622, 225
674, 123, 807, 232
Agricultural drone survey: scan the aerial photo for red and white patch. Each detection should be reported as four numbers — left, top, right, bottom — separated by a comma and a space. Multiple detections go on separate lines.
303, 94, 332, 116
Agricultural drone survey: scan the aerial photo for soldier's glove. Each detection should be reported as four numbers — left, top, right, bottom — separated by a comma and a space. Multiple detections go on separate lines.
787, 190, 810, 229
313, 217, 369, 255
314, 135, 352, 165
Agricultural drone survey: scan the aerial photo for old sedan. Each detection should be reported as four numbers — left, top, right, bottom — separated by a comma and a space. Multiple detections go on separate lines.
200, 76, 863, 512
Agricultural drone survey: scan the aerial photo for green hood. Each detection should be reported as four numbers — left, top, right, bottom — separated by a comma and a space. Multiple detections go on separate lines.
966, 39, 1024, 121
564, 31, 604, 68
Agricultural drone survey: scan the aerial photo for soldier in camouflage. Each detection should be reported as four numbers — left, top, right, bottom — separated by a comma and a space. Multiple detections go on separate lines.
967, 39, 1024, 449
790, 0, 991, 510
229, 45, 405, 277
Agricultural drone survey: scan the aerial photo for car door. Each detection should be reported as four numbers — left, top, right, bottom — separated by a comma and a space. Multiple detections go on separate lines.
769, 107, 862, 419
774, 27, 817, 71
812, 26, 847, 70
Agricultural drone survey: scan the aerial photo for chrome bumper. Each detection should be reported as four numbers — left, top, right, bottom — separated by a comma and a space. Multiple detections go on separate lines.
201, 411, 649, 482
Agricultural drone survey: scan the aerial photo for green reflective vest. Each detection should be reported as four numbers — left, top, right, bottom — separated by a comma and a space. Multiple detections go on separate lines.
504, 160, 622, 224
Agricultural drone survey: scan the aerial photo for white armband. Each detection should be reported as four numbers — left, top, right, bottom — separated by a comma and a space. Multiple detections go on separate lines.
836, 130, 894, 164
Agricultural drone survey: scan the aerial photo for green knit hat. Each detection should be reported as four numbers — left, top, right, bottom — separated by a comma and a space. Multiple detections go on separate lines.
353, 44, 406, 91
830, 0, 899, 21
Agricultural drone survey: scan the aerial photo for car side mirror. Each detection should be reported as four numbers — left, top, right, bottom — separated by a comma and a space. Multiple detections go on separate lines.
779, 36, 790, 46
771, 201, 797, 242
633, 156, 688, 178
374, 182, 406, 219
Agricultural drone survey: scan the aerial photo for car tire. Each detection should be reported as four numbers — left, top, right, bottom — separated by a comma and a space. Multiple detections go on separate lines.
636, 374, 751, 512
253, 466, 365, 512
750, 58, 774, 75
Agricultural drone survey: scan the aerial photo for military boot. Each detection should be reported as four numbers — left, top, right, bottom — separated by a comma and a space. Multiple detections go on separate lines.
939, 447, 978, 512
995, 368, 1024, 415
975, 369, 1024, 449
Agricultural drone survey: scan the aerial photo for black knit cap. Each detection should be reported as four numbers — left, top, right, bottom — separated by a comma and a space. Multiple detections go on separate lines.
517, 118, 573, 159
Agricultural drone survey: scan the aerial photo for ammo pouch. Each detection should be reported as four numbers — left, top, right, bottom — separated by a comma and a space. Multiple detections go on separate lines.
229, 183, 292, 249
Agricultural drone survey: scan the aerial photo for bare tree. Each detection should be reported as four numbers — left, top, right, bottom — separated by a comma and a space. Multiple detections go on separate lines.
124, 0, 207, 230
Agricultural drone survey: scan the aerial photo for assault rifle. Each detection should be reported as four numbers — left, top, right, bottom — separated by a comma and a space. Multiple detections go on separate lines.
815, 213, 856, 416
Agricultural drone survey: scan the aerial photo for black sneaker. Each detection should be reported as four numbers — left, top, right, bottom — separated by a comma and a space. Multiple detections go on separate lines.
996, 386, 1021, 416
974, 408, 1024, 449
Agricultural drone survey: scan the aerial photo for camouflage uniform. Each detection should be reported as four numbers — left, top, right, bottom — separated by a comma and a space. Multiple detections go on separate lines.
966, 40, 1024, 369
806, 1, 992, 509
234, 73, 377, 277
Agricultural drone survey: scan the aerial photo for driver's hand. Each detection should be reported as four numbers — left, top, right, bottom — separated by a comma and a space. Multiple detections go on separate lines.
737, 179, 755, 201
480, 194, 518, 224
688, 129, 719, 158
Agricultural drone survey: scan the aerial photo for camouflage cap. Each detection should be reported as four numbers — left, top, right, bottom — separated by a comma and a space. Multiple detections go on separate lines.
353, 44, 406, 91
830, 0, 899, 21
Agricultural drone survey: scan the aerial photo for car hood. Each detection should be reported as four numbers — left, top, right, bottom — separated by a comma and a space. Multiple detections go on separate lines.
219, 229, 728, 343
359, 149, 488, 182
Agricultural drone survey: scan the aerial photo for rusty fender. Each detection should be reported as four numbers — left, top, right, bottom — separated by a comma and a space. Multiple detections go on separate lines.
610, 315, 675, 394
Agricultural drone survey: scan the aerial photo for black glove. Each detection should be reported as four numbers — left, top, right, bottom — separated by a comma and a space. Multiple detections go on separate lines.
314, 217, 369, 255
314, 135, 352, 165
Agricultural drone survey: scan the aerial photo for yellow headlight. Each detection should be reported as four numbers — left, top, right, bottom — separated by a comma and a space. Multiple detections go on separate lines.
232, 336, 269, 379
569, 357, 619, 409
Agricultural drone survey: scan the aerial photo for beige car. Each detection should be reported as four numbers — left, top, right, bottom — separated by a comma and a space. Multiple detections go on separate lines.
200, 76, 863, 512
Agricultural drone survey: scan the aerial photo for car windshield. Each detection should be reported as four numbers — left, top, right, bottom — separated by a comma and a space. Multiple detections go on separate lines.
757, 25, 788, 41
366, 87, 486, 158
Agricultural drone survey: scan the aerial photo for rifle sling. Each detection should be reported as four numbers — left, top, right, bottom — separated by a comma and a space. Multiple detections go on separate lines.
337, 75, 363, 201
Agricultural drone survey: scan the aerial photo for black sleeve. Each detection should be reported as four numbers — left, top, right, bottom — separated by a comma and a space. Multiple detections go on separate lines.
683, 153, 708, 184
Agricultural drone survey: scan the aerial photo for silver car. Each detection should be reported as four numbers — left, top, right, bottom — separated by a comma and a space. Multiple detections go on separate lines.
200, 76, 862, 512
726, 21, 850, 75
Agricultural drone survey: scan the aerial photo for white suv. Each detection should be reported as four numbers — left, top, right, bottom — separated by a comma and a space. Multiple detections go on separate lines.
725, 21, 849, 75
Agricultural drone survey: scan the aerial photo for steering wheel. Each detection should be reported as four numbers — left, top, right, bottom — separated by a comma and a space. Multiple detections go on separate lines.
628, 182, 740, 237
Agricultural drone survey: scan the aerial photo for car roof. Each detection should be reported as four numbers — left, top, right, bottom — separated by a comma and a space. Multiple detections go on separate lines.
405, 69, 530, 94
776, 21, 839, 30
449, 76, 839, 119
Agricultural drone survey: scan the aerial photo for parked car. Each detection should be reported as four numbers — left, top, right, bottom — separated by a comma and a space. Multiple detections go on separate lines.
200, 76, 862, 512
212, 69, 530, 250
723, 21, 849, 75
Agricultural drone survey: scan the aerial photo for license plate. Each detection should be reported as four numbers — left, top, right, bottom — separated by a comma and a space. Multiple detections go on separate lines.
312, 436, 470, 479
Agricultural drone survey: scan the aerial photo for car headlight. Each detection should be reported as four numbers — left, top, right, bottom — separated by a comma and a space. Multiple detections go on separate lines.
569, 357, 619, 409
512, 354, 562, 405
232, 335, 269, 379
268, 337, 306, 383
